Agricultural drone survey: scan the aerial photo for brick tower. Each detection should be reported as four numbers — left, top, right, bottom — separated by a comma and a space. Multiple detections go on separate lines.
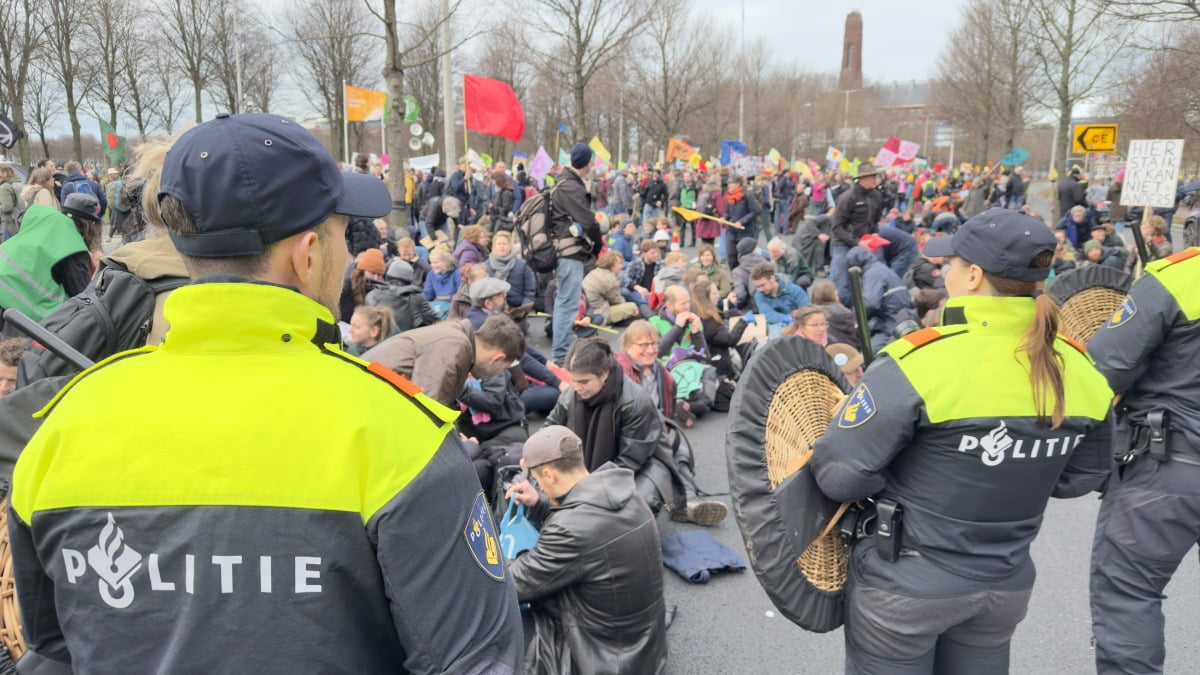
839, 11, 863, 90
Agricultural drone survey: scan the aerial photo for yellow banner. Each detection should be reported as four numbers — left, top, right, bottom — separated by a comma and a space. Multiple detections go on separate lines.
589, 136, 611, 162
344, 84, 387, 122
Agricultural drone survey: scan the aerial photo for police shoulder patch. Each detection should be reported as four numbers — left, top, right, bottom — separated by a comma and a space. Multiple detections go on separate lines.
1106, 296, 1136, 328
463, 492, 505, 581
838, 383, 877, 429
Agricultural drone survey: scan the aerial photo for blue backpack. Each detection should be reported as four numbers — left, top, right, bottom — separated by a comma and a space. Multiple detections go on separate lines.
72, 179, 97, 200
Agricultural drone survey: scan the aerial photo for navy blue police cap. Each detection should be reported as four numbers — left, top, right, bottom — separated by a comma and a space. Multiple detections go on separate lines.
922, 208, 1057, 282
158, 112, 392, 258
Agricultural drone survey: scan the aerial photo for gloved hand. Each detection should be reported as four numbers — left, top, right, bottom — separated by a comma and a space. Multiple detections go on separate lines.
743, 312, 756, 326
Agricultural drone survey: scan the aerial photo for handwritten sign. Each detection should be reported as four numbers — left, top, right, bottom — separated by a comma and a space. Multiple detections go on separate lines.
1121, 139, 1184, 209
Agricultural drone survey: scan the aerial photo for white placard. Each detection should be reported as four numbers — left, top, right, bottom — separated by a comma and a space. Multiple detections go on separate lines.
1121, 139, 1184, 209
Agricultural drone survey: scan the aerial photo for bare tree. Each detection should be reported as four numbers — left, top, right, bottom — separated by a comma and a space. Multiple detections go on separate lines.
25, 63, 62, 160
46, 0, 94, 161
88, 0, 139, 136
631, 0, 718, 147
148, 48, 189, 133
0, 0, 44, 163
1027, 0, 1130, 182
207, 7, 283, 115
1099, 0, 1200, 21
523, 0, 655, 137
286, 0, 375, 165
161, 0, 220, 122
118, 21, 160, 139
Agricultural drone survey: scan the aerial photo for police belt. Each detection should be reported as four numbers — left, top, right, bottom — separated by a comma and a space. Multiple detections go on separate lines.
1120, 410, 1200, 467
838, 498, 919, 563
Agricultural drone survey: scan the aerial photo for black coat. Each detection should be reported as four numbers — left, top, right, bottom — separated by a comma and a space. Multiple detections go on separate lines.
366, 282, 437, 332
1057, 176, 1087, 217
511, 467, 667, 675
832, 183, 883, 246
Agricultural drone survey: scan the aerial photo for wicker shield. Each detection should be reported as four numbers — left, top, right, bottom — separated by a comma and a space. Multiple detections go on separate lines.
726, 337, 851, 633
0, 498, 25, 666
1047, 265, 1132, 345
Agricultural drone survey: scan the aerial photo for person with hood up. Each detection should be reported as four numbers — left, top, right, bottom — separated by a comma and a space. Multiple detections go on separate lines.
367, 259, 438, 332
729, 238, 769, 312
724, 175, 760, 270
0, 204, 89, 323
653, 251, 688, 293
846, 245, 917, 352
505, 425, 668, 675
57, 161, 108, 219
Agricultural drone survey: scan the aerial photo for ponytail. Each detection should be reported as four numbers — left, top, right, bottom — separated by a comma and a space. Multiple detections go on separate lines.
979, 250, 1065, 429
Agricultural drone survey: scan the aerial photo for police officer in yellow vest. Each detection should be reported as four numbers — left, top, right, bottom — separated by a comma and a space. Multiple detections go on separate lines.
8, 113, 523, 673
1088, 246, 1200, 674
812, 209, 1115, 674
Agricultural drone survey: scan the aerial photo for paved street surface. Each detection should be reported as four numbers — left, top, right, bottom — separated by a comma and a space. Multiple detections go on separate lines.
522, 185, 1199, 674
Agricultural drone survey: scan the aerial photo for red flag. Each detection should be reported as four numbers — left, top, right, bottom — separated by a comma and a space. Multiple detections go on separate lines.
463, 74, 525, 142
883, 136, 901, 154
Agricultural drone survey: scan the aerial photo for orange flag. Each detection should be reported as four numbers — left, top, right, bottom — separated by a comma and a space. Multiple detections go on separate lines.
666, 137, 697, 162
344, 84, 387, 122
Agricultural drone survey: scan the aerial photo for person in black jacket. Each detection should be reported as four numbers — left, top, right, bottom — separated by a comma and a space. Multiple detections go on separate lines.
366, 259, 437, 332
505, 426, 667, 675
640, 169, 668, 225
832, 162, 884, 306
1056, 167, 1087, 220
548, 144, 602, 364
692, 280, 747, 379
488, 170, 515, 232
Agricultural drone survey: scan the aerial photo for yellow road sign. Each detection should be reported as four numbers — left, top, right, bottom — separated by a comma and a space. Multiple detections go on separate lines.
1073, 124, 1118, 154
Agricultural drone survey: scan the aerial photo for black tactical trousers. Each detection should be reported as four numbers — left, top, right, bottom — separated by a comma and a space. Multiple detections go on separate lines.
1091, 456, 1200, 674
844, 540, 1034, 675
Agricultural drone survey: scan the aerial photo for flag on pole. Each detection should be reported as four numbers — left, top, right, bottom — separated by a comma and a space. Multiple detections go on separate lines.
0, 112, 25, 150
403, 95, 420, 124
530, 146, 553, 187
767, 148, 783, 168
898, 140, 920, 161
463, 74, 525, 142
556, 122, 568, 134
98, 118, 126, 165
666, 137, 696, 162
875, 148, 897, 168
344, 84, 387, 122
826, 146, 843, 163
589, 136, 611, 163
558, 148, 571, 168
467, 149, 486, 171
720, 140, 746, 166
481, 153, 493, 168
882, 136, 902, 154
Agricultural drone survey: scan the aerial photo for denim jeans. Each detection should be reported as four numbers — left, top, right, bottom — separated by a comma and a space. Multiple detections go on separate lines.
552, 257, 585, 362
642, 205, 662, 225
830, 243, 852, 307
888, 249, 918, 281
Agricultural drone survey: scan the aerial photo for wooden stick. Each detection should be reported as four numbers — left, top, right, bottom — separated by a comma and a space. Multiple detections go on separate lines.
530, 312, 620, 334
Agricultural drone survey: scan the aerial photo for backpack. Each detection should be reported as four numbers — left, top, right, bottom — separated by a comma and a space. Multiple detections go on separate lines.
2, 183, 25, 232
16, 258, 189, 386
696, 191, 716, 217
921, 181, 936, 199
72, 179, 97, 200
516, 188, 558, 274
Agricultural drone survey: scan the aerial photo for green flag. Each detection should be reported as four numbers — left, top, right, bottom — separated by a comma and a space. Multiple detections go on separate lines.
98, 118, 126, 166
403, 95, 420, 125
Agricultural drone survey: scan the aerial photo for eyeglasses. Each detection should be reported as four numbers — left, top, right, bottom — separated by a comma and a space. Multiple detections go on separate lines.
631, 341, 658, 350
804, 321, 829, 329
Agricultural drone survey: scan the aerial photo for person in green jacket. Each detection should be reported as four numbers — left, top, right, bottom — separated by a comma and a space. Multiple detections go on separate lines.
0, 204, 89, 323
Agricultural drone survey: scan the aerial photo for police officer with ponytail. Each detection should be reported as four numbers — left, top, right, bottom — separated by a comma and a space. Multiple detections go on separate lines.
811, 209, 1115, 674
1088, 245, 1200, 674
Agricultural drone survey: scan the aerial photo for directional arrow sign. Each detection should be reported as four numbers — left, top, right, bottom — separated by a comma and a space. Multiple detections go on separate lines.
1073, 124, 1118, 154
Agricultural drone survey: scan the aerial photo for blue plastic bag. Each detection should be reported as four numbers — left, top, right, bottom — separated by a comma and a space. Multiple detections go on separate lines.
499, 496, 540, 559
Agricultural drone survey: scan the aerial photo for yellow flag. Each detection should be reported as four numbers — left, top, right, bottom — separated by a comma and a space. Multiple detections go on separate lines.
589, 136, 611, 162
793, 161, 814, 181
839, 158, 853, 173
344, 84, 387, 122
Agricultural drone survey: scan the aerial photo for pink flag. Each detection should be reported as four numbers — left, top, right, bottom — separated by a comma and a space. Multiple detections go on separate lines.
875, 148, 897, 168
898, 140, 920, 161
529, 146, 553, 188
883, 136, 901, 154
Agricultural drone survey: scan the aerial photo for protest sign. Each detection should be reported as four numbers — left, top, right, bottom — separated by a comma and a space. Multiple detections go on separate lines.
1121, 139, 1184, 209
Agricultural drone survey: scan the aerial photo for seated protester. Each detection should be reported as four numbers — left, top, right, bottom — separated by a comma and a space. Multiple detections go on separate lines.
485, 231, 535, 310
811, 281, 859, 353
346, 305, 395, 357
653, 251, 689, 293
1055, 205, 1093, 248
610, 217, 637, 262
0, 337, 27, 398
423, 248, 460, 318
913, 287, 948, 328
345, 216, 383, 256
682, 267, 708, 295
615, 320, 688, 424
366, 259, 438, 332
896, 208, 917, 233
457, 369, 528, 491
583, 251, 640, 326
876, 226, 919, 280
729, 238, 769, 312
1141, 214, 1173, 262
421, 193, 461, 240
449, 262, 490, 320
1051, 232, 1078, 277
907, 245, 946, 290
373, 218, 399, 258
1081, 223, 1129, 270
464, 277, 565, 418
61, 192, 104, 272
767, 236, 814, 289
692, 280, 748, 380
453, 224, 490, 267
825, 343, 864, 387
620, 240, 661, 307
364, 313, 525, 408
396, 236, 431, 286
338, 248, 387, 323
845, 245, 917, 353
691, 243, 732, 297
751, 262, 810, 339
782, 305, 829, 346
504, 426, 667, 675
794, 213, 833, 276
547, 338, 721, 523
649, 285, 709, 358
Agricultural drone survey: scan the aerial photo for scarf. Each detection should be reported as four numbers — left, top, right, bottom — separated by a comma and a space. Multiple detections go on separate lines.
564, 362, 624, 470
727, 184, 744, 205
489, 251, 517, 281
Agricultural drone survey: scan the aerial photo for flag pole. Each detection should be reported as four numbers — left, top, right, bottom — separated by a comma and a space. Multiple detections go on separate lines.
463, 78, 471, 200
342, 80, 350, 166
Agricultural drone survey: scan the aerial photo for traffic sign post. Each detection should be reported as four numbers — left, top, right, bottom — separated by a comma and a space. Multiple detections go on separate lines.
1073, 124, 1118, 154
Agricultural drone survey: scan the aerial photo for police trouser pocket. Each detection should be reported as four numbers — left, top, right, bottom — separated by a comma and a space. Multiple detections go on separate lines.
1100, 459, 1200, 562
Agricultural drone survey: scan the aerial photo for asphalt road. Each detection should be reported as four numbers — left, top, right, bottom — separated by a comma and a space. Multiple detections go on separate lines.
523, 185, 1200, 674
